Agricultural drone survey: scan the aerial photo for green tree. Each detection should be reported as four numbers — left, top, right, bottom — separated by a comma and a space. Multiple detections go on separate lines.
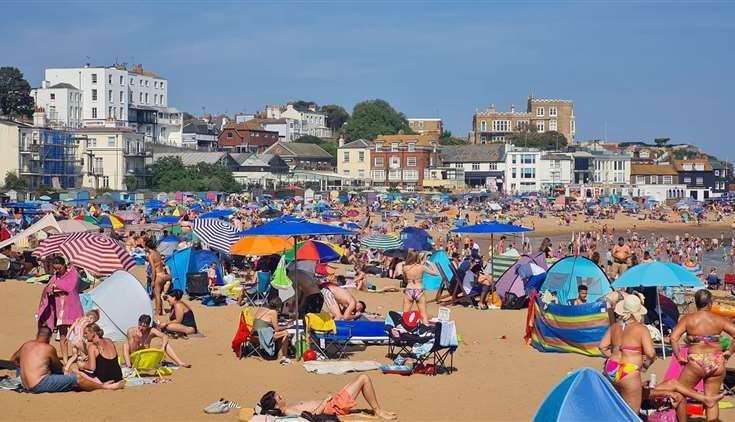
146, 156, 243, 193
438, 129, 466, 145
507, 131, 568, 150
290, 100, 317, 111
342, 99, 413, 141
293, 135, 323, 144
319, 104, 350, 132
3, 171, 27, 190
124, 176, 138, 191
654, 138, 670, 147
0, 67, 35, 118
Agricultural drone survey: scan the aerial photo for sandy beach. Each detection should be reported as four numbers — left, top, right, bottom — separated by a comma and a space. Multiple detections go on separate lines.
1, 217, 735, 421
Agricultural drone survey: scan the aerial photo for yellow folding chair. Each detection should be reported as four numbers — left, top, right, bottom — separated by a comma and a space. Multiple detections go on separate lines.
122, 348, 173, 378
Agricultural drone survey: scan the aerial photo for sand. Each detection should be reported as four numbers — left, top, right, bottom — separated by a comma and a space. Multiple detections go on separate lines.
1, 216, 734, 421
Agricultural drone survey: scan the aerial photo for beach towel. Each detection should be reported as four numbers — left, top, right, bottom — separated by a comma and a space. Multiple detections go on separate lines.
302, 360, 381, 375
256, 326, 276, 357
36, 266, 84, 330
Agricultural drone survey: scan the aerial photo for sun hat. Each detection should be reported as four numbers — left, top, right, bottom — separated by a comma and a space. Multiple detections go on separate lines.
614, 294, 647, 321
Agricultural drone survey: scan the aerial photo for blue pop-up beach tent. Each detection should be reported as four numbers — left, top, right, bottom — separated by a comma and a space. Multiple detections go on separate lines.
534, 368, 638, 421
540, 256, 611, 306
165, 247, 223, 291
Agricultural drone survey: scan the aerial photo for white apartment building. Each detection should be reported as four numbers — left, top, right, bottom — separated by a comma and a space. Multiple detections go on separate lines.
538, 153, 574, 190
591, 154, 631, 184
76, 125, 147, 190
337, 139, 372, 182
30, 82, 83, 128
267, 104, 332, 139
42, 64, 182, 145
504, 146, 574, 193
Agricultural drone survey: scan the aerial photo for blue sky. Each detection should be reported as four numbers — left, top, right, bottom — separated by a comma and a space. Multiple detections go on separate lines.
3, 1, 734, 157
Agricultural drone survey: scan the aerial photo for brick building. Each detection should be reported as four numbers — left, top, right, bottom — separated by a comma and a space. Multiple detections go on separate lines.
472, 95, 575, 144
407, 118, 443, 138
370, 134, 439, 190
218, 122, 279, 153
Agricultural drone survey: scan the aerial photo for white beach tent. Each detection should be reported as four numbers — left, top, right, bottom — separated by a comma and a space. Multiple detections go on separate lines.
0, 213, 61, 249
85, 270, 153, 341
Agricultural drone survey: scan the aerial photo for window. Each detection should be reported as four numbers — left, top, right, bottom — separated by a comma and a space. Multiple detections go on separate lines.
108, 107, 113, 117
91, 107, 97, 118
343, 151, 350, 162
139, 93, 143, 103
139, 79, 143, 86
549, 120, 557, 131
683, 177, 692, 184
696, 177, 704, 185
570, 120, 576, 133
651, 176, 658, 184
371, 170, 385, 181
614, 161, 624, 171
120, 91, 124, 102
108, 90, 113, 102
472, 163, 481, 171
536, 121, 545, 132
390, 156, 400, 168
403, 170, 419, 181
480, 121, 487, 132
511, 155, 517, 164
343, 170, 350, 176
636, 176, 645, 185
227, 132, 233, 138
521, 168, 535, 179
161, 82, 164, 89
407, 143, 416, 152
549, 106, 558, 117
103, 176, 109, 189
119, 107, 124, 118
407, 157, 417, 167
145, 93, 148, 104
358, 151, 365, 162
492, 120, 510, 132
358, 169, 365, 178
390, 143, 399, 152
107, 136, 115, 147
715, 170, 720, 176
91, 73, 97, 84
522, 154, 536, 164
663, 176, 673, 184
130, 77, 134, 85
489, 163, 497, 170
160, 95, 164, 104
374, 157, 384, 166
120, 75, 124, 85
50, 93, 55, 100
154, 81, 158, 88
91, 89, 98, 101
511, 168, 517, 178
107, 74, 112, 84
145, 80, 149, 87
388, 169, 401, 181
517, 120, 529, 131
536, 107, 544, 117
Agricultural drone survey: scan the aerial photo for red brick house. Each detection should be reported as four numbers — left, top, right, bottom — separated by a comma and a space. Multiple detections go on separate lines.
370, 134, 440, 189
218, 122, 279, 153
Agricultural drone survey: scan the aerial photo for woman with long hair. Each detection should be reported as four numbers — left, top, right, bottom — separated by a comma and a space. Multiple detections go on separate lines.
402, 249, 438, 325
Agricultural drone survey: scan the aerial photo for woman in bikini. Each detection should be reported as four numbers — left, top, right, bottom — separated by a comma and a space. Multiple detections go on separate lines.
402, 250, 438, 325
76, 323, 123, 383
145, 239, 171, 316
671, 289, 735, 421
599, 294, 656, 414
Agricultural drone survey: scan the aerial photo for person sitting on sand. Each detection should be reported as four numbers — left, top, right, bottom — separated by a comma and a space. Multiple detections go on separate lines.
123, 314, 190, 369
157, 289, 198, 336
10, 327, 124, 393
599, 294, 656, 414
76, 323, 123, 383
64, 309, 100, 372
670, 289, 735, 422
258, 374, 396, 420
572, 285, 588, 305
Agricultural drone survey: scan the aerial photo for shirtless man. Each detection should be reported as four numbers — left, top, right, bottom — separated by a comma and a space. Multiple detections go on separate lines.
611, 237, 631, 279
258, 374, 396, 419
145, 239, 171, 316
123, 314, 190, 368
11, 327, 123, 393
320, 266, 363, 321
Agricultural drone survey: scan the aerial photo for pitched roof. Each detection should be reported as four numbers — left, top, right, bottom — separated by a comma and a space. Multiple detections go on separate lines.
341, 139, 373, 149
630, 164, 678, 175
48, 82, 79, 90
672, 159, 713, 172
375, 133, 438, 146
152, 152, 229, 166
183, 120, 217, 135
265, 141, 332, 159
440, 144, 505, 163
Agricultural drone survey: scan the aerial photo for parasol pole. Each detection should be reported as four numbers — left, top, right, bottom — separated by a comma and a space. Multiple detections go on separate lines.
657, 287, 666, 359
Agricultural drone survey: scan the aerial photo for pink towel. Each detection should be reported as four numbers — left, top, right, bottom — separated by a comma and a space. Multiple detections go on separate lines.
663, 347, 704, 391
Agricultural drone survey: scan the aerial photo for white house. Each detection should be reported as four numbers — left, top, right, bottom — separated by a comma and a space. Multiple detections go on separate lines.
538, 152, 574, 190
440, 144, 506, 190
30, 81, 83, 129
75, 125, 147, 191
270, 104, 332, 139
504, 146, 542, 193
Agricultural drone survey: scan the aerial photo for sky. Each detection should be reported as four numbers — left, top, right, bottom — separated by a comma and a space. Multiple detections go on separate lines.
3, 1, 734, 157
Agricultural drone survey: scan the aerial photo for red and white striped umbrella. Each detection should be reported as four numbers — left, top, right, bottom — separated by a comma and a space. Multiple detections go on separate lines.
34, 232, 94, 259
58, 234, 136, 276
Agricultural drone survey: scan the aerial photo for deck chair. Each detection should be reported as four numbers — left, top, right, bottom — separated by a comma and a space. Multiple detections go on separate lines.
412, 322, 457, 375
237, 307, 274, 360
384, 311, 434, 359
304, 312, 345, 359
124, 348, 172, 378
244, 271, 271, 306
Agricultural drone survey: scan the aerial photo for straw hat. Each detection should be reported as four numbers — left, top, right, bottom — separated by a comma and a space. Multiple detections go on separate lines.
614, 294, 647, 321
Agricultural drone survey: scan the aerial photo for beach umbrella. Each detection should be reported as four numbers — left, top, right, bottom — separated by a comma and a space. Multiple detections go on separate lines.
115, 210, 140, 222
199, 209, 234, 219
74, 214, 100, 225
452, 221, 533, 275
0, 208, 9, 218
360, 234, 403, 250
155, 216, 181, 225
191, 218, 240, 254
341, 222, 360, 231
97, 214, 125, 230
400, 227, 433, 251
59, 234, 136, 277
383, 248, 407, 259
58, 219, 99, 233
156, 234, 180, 257
283, 240, 343, 262
613, 261, 704, 358
38, 195, 52, 201
34, 232, 93, 258
231, 236, 294, 256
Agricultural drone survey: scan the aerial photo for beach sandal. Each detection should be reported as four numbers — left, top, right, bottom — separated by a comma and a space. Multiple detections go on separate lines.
203, 398, 241, 414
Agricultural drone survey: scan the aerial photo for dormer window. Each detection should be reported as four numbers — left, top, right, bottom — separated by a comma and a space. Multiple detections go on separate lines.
407, 143, 416, 152
390, 143, 399, 152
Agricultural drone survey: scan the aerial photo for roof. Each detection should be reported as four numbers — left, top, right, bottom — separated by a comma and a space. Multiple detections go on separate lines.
153, 152, 229, 166
407, 118, 442, 122
265, 141, 332, 159
182, 120, 217, 135
542, 153, 573, 161
672, 159, 713, 172
710, 159, 730, 170
255, 118, 288, 125
341, 139, 373, 149
48, 82, 79, 90
630, 164, 678, 175
440, 144, 505, 163
375, 134, 438, 146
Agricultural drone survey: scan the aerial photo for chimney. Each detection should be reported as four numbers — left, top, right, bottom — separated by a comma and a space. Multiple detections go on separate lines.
338, 135, 345, 148
510, 104, 515, 113
489, 104, 496, 112
33, 107, 47, 127
41, 80, 49, 89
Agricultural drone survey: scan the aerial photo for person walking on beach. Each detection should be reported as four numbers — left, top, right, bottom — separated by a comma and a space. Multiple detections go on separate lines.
611, 237, 631, 279
670, 289, 735, 422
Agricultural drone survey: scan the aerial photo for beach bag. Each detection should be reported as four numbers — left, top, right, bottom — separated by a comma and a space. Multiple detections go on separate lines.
647, 409, 676, 422
501, 292, 527, 310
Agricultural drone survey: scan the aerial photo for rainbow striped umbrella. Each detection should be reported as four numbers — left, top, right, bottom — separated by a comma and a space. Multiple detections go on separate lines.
59, 234, 135, 276
283, 240, 344, 262
97, 214, 124, 229
74, 214, 100, 225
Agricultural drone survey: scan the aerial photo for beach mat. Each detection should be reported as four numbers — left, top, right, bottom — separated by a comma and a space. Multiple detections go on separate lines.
303, 360, 381, 375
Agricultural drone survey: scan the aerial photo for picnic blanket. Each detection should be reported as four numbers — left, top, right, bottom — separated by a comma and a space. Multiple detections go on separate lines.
303, 360, 381, 375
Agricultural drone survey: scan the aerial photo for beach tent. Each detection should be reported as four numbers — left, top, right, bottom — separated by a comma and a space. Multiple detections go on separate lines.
525, 294, 609, 356
494, 252, 548, 300
0, 213, 61, 249
165, 247, 223, 292
82, 270, 153, 342
540, 256, 611, 306
533, 367, 639, 421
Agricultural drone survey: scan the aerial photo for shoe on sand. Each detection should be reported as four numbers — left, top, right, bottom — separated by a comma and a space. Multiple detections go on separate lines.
204, 398, 241, 414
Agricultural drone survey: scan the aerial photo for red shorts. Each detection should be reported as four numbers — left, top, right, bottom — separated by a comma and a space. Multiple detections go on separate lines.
324, 388, 357, 416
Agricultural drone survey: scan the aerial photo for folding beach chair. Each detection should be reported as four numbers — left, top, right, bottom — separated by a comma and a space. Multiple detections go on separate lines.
124, 348, 172, 378
412, 322, 457, 375
244, 271, 271, 306
305, 312, 350, 359
237, 307, 274, 360
384, 311, 434, 359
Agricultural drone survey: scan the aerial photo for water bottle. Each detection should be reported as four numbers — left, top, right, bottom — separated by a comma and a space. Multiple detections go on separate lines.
649, 373, 657, 388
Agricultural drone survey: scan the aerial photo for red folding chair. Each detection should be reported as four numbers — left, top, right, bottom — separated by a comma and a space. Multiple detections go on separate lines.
724, 273, 735, 290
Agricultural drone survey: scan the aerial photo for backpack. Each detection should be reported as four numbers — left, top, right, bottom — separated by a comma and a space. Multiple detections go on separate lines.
501, 292, 528, 310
